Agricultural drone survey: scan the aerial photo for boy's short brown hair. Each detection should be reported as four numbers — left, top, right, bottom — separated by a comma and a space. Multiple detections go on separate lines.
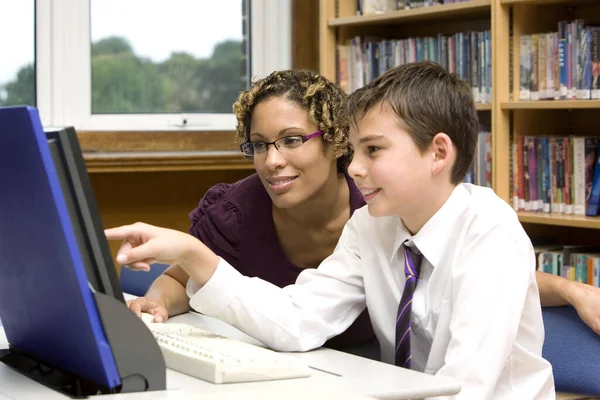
347, 61, 479, 184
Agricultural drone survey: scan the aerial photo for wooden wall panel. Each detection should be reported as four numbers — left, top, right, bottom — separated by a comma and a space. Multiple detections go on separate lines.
90, 169, 254, 274
292, 0, 320, 72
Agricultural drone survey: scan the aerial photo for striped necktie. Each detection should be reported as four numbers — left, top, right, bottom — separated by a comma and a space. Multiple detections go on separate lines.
395, 241, 423, 368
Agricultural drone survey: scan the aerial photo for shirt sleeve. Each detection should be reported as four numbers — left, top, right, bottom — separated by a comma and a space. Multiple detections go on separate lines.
432, 224, 538, 399
188, 183, 241, 263
186, 214, 367, 352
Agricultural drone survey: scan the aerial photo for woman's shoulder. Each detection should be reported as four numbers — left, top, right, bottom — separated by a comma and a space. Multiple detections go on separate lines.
190, 173, 266, 222
188, 174, 269, 260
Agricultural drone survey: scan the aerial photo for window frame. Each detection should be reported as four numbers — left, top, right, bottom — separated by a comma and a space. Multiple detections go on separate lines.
36, 0, 291, 131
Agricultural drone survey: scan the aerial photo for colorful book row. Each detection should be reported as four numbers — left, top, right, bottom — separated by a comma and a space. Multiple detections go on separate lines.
511, 135, 600, 216
536, 245, 600, 287
337, 30, 491, 102
519, 20, 600, 101
465, 129, 492, 187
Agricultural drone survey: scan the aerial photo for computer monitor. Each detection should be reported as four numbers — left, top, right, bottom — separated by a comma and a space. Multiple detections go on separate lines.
0, 105, 165, 395
46, 126, 124, 302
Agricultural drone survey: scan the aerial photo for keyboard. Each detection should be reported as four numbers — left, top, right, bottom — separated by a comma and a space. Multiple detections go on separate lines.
142, 317, 312, 384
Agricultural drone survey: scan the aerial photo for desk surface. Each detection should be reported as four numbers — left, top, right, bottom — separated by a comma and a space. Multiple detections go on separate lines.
0, 311, 460, 399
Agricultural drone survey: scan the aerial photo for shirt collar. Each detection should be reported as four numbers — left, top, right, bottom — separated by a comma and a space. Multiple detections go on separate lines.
391, 184, 470, 268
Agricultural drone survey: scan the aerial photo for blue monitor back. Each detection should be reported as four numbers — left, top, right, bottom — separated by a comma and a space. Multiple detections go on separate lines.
0, 106, 121, 389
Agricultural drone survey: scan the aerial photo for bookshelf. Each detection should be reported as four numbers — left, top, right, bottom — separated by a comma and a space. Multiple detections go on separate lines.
327, 0, 491, 27
319, 0, 600, 233
500, 0, 596, 5
518, 212, 600, 229
502, 100, 600, 109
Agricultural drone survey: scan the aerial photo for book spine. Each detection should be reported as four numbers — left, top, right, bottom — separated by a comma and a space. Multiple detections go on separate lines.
558, 21, 569, 100
520, 35, 531, 101
575, 254, 588, 284
567, 22, 574, 99
529, 137, 538, 210
586, 143, 600, 216
542, 137, 551, 213
524, 136, 531, 210
556, 138, 565, 213
595, 257, 600, 287
538, 34, 547, 100
588, 256, 595, 287
585, 138, 599, 209
550, 137, 558, 212
573, 137, 586, 216
592, 27, 600, 100
531, 34, 539, 101
512, 138, 519, 210
537, 137, 544, 211
565, 137, 573, 215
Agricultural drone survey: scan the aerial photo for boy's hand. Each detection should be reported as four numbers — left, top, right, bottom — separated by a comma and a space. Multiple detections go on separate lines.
105, 222, 219, 287
105, 222, 195, 271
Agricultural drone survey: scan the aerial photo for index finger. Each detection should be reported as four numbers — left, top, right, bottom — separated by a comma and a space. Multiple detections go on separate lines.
105, 225, 135, 241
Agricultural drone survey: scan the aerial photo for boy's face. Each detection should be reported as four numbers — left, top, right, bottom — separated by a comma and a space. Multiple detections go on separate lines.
348, 105, 433, 218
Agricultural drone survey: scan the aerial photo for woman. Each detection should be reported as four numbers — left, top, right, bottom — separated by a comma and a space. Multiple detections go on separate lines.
128, 69, 377, 353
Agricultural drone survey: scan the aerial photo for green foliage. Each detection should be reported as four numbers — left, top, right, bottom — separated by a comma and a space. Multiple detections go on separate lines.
0, 64, 35, 107
1, 36, 245, 114
194, 40, 246, 113
92, 36, 134, 56
91, 52, 171, 113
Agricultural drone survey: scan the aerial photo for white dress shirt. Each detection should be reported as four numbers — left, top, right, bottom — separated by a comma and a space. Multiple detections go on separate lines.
187, 183, 555, 399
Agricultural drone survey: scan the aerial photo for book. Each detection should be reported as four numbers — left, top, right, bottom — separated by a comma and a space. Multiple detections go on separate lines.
586, 143, 600, 216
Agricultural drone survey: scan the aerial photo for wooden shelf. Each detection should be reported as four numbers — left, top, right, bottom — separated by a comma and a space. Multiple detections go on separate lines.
83, 151, 254, 173
501, 100, 600, 110
328, 0, 491, 27
518, 212, 600, 229
501, 0, 595, 5
475, 103, 492, 111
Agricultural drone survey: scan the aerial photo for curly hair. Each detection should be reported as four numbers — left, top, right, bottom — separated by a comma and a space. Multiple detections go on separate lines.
233, 69, 350, 172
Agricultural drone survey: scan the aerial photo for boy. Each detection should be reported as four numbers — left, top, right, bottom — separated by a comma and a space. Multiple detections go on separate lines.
106, 62, 555, 398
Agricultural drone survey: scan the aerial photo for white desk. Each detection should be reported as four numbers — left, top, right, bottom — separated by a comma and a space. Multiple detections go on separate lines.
0, 312, 460, 399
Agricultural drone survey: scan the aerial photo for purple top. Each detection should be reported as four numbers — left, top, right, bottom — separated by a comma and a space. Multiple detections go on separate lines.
188, 173, 375, 349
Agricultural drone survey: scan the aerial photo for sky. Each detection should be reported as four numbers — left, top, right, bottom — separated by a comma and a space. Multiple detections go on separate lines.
0, 0, 243, 85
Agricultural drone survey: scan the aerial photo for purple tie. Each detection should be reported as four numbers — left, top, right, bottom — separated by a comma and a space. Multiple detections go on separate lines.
395, 242, 423, 368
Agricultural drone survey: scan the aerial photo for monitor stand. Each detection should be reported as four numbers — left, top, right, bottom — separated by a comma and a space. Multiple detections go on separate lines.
0, 292, 166, 397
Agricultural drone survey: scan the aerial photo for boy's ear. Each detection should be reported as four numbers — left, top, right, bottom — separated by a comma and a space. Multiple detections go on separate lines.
430, 132, 454, 176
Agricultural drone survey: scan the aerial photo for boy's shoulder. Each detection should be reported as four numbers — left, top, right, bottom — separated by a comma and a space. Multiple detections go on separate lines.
463, 184, 517, 217
460, 184, 526, 239
417, 184, 533, 274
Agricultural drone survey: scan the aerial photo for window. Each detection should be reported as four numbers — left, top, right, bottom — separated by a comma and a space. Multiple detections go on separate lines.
90, 0, 246, 115
0, 1, 35, 107
36, 0, 291, 130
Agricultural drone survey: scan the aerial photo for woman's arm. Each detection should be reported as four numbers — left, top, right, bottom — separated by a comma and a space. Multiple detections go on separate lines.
536, 270, 600, 334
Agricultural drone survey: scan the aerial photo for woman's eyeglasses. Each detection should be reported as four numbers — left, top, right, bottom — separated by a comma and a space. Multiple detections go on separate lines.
240, 131, 323, 158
